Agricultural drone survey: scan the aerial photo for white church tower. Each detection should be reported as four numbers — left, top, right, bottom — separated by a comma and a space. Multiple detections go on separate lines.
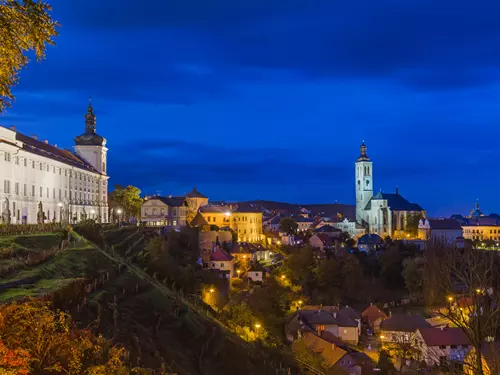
355, 141, 373, 225
74, 98, 107, 175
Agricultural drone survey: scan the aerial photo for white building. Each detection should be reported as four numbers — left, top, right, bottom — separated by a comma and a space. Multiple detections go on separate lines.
0, 101, 109, 224
355, 142, 425, 238
415, 327, 471, 366
418, 218, 463, 245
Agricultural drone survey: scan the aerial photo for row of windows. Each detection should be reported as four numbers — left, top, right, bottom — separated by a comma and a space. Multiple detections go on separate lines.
464, 229, 500, 234
144, 208, 179, 216
3, 152, 105, 185
470, 236, 500, 241
206, 215, 261, 223
3, 180, 106, 202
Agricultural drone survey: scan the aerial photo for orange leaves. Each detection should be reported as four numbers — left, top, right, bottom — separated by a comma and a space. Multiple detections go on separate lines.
0, 339, 30, 375
0, 298, 142, 374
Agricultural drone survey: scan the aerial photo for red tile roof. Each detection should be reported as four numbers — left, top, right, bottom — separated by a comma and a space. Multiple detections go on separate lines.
418, 327, 470, 347
210, 248, 233, 262
361, 305, 388, 325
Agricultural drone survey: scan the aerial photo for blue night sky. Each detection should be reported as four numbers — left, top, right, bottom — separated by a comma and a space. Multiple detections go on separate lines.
1, 0, 500, 217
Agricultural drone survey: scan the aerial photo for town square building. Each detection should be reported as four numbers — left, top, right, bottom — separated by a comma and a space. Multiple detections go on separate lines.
0, 101, 109, 224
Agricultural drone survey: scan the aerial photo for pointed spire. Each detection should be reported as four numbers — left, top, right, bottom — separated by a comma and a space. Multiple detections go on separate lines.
84, 97, 96, 134
476, 199, 480, 210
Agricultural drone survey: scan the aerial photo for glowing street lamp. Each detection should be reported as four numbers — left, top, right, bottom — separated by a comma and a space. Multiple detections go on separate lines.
255, 323, 261, 329
448, 296, 453, 302
237, 270, 241, 277
281, 275, 286, 280
209, 288, 214, 293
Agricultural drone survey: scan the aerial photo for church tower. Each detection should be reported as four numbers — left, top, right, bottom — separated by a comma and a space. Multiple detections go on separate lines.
74, 98, 107, 175
355, 141, 373, 225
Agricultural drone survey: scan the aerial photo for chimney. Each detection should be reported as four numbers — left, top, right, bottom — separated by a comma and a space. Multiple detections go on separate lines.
32, 135, 38, 140
43, 140, 48, 144
331, 343, 335, 351
9, 126, 16, 131
396, 186, 399, 195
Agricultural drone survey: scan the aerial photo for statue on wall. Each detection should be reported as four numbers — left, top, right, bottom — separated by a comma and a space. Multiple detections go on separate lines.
37, 201, 46, 224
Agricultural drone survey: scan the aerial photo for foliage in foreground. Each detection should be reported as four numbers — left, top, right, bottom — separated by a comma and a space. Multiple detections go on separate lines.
0, 0, 59, 112
0, 299, 148, 374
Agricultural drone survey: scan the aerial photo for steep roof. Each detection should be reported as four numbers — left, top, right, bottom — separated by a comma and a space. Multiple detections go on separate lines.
366, 192, 423, 212
314, 225, 342, 233
185, 186, 208, 198
190, 212, 209, 227
14, 130, 102, 174
380, 314, 430, 332
199, 205, 224, 213
149, 196, 186, 207
210, 248, 233, 262
300, 333, 348, 368
427, 218, 463, 230
299, 309, 358, 328
312, 233, 334, 245
417, 327, 470, 347
362, 305, 388, 325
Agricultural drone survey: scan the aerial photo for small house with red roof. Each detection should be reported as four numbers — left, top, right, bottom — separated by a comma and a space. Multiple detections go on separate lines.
415, 327, 471, 366
208, 246, 234, 279
361, 304, 388, 333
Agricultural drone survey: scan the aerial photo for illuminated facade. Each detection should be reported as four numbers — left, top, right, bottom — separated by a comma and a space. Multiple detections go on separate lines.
199, 204, 263, 242
0, 101, 109, 224
459, 201, 500, 242
355, 142, 425, 238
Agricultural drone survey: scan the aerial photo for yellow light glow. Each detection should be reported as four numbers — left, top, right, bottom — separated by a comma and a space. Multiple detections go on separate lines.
209, 288, 214, 293
298, 300, 303, 305
255, 323, 261, 329
281, 275, 285, 279
448, 296, 453, 302
380, 335, 385, 340
243, 255, 247, 259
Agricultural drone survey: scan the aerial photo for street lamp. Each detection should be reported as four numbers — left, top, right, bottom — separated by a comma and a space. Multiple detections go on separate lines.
209, 288, 214, 293
237, 270, 241, 277
90, 209, 95, 220
117, 209, 122, 226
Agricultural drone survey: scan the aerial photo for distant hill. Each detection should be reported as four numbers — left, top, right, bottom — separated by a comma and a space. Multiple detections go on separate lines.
241, 200, 356, 220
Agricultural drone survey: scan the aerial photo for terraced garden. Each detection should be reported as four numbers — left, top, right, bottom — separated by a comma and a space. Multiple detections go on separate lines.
0, 226, 301, 374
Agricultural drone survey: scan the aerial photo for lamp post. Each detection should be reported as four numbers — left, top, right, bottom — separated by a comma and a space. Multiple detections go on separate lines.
117, 209, 122, 227
448, 296, 453, 311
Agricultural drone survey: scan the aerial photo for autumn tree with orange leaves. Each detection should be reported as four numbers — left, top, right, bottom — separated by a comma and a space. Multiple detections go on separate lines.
0, 299, 149, 374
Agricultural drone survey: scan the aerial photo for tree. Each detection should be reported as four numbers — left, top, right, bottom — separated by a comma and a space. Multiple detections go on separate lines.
377, 349, 396, 374
425, 244, 500, 375
404, 213, 423, 237
0, 0, 58, 112
284, 246, 314, 285
379, 245, 404, 288
0, 299, 146, 373
109, 185, 143, 221
383, 332, 420, 373
402, 257, 425, 296
279, 217, 298, 235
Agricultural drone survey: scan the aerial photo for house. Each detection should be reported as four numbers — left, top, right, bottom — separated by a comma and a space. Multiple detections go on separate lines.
379, 314, 430, 343
184, 186, 209, 212
418, 218, 463, 245
207, 247, 234, 279
361, 304, 388, 333
287, 306, 360, 345
309, 233, 334, 252
415, 327, 471, 366
464, 341, 500, 375
230, 242, 256, 262
333, 217, 366, 239
292, 332, 362, 375
357, 234, 383, 253
266, 215, 282, 232
141, 196, 188, 228
247, 263, 266, 282
295, 216, 314, 232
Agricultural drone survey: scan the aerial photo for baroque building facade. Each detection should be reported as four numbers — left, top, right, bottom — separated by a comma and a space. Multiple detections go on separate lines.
355, 142, 425, 238
0, 101, 109, 224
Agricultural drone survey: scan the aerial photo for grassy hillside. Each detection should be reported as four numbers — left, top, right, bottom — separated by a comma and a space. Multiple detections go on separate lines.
0, 226, 302, 374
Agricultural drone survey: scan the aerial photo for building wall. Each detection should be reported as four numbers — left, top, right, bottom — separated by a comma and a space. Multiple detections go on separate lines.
141, 199, 187, 228
199, 231, 232, 251
414, 331, 471, 366
210, 259, 234, 278
338, 326, 359, 345
248, 271, 263, 282
463, 226, 500, 241
186, 196, 208, 212
0, 127, 108, 224
309, 235, 325, 251
202, 211, 263, 242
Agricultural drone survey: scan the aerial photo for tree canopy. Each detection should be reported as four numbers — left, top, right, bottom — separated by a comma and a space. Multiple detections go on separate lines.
0, 0, 58, 112
108, 185, 143, 220
279, 217, 298, 235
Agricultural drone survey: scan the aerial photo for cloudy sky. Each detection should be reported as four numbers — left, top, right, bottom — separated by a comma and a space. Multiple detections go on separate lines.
2, 0, 500, 216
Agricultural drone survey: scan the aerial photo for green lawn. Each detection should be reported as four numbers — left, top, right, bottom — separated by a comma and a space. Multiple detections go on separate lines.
0, 233, 64, 255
